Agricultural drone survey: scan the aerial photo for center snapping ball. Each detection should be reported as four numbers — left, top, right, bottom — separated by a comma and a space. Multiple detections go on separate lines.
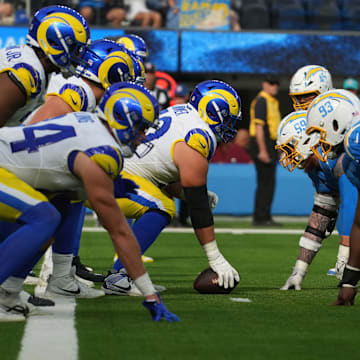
193, 268, 239, 294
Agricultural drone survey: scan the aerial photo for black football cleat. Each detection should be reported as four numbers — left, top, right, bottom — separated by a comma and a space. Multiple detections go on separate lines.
72, 256, 106, 283
28, 294, 55, 307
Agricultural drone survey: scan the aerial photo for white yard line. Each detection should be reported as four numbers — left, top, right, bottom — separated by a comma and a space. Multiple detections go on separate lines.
83, 226, 339, 235
18, 297, 77, 360
18, 224, 335, 360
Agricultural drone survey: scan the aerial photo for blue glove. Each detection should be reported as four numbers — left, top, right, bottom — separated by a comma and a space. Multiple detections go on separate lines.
142, 295, 180, 322
113, 176, 139, 199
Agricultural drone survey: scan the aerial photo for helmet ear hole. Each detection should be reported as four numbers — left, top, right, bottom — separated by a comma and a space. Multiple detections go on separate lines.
333, 119, 339, 132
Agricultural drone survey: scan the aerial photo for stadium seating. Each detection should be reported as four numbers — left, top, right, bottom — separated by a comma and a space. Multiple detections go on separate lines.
240, 0, 271, 29
341, 0, 360, 31
306, 0, 342, 30
271, 0, 306, 30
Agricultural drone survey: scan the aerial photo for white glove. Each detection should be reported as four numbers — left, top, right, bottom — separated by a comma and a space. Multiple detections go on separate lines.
202, 240, 240, 288
280, 260, 308, 291
207, 190, 218, 211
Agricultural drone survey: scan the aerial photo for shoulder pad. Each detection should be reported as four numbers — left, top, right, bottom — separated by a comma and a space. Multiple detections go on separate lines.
184, 128, 215, 160
48, 84, 89, 112
3, 63, 41, 100
84, 145, 123, 179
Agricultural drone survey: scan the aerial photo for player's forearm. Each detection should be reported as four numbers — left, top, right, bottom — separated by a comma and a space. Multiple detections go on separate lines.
194, 226, 216, 246
348, 221, 360, 268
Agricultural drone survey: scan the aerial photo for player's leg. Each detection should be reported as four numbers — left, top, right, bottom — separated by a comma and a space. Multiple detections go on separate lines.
112, 172, 175, 271
0, 169, 61, 321
44, 199, 105, 299
102, 172, 175, 296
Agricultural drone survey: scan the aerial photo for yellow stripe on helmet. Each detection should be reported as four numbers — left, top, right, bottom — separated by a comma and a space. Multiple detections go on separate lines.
198, 89, 239, 125
279, 112, 306, 133
46, 12, 88, 44
105, 88, 155, 129
98, 53, 135, 89
305, 67, 324, 81
116, 37, 135, 53
310, 92, 352, 108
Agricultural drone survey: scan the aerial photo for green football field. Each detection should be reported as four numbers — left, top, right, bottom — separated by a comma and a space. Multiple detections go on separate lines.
2, 218, 360, 360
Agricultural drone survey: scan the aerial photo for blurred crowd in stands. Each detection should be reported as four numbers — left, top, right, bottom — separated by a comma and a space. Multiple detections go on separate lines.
1, 0, 359, 166
3, 1, 360, 30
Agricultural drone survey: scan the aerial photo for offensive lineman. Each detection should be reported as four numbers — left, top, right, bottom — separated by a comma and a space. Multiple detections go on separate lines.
0, 5, 90, 127
0, 82, 179, 322
103, 80, 241, 294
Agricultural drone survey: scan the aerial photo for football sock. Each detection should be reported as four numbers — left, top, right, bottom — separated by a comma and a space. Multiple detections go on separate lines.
72, 205, 86, 257
52, 252, 73, 278
52, 201, 84, 254
0, 202, 60, 283
1, 276, 24, 294
113, 211, 170, 271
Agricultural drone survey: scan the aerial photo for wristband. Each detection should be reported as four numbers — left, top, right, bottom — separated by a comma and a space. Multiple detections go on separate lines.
338, 265, 360, 288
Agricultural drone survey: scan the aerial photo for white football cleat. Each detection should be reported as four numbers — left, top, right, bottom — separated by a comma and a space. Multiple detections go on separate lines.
102, 271, 166, 296
102, 272, 142, 296
0, 287, 28, 322
45, 274, 105, 299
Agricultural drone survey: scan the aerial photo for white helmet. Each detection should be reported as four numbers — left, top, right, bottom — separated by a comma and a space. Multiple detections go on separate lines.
289, 65, 333, 110
306, 90, 356, 161
276, 111, 313, 171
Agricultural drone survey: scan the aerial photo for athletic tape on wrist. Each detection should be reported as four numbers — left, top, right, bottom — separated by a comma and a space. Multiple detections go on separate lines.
202, 239, 220, 261
314, 192, 338, 207
134, 272, 156, 297
299, 236, 322, 252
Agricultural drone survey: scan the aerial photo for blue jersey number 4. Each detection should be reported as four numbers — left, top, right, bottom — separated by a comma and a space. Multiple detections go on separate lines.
10, 124, 76, 153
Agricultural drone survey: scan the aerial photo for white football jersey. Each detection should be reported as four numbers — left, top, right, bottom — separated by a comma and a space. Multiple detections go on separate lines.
0, 45, 47, 126
0, 112, 123, 196
25, 73, 97, 124
124, 104, 217, 186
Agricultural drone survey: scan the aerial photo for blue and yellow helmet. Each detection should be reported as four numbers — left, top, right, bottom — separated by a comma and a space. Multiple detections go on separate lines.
189, 80, 242, 143
96, 82, 159, 157
77, 39, 137, 89
116, 34, 148, 61
27, 5, 90, 75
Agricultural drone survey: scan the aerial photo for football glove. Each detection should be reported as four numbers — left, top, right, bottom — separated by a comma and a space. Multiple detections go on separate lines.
203, 240, 240, 289
113, 176, 139, 199
280, 267, 306, 291
142, 294, 180, 322
208, 190, 218, 211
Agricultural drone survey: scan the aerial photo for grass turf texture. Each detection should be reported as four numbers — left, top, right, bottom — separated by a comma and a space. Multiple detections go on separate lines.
2, 222, 360, 360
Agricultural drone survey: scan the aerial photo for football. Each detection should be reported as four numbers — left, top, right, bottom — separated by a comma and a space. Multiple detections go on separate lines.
193, 268, 239, 294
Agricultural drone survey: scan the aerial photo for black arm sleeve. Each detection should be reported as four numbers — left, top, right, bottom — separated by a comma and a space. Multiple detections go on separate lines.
183, 185, 214, 229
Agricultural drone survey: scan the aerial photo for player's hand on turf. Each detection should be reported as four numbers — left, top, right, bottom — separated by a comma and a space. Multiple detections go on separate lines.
280, 268, 305, 291
209, 254, 240, 289
113, 176, 139, 199
333, 286, 357, 306
207, 191, 218, 211
142, 295, 180, 322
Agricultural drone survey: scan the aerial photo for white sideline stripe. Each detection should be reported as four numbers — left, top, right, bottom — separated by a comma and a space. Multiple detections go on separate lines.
18, 297, 77, 360
83, 226, 339, 235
